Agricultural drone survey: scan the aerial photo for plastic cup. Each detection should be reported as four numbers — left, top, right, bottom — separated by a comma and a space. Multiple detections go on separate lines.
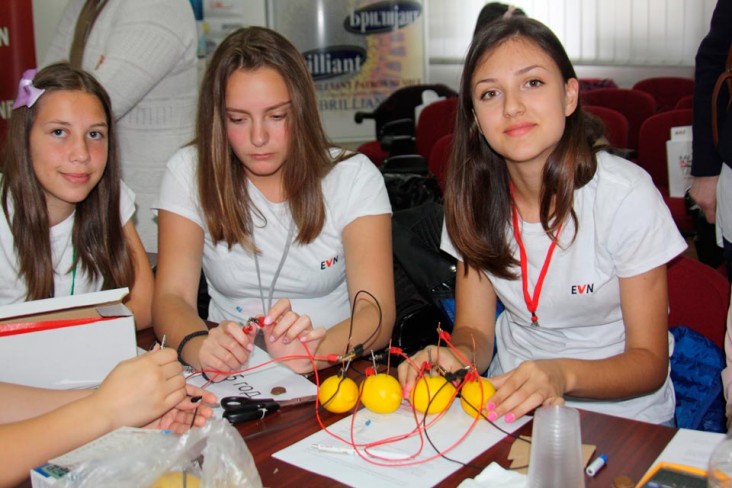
527, 405, 585, 488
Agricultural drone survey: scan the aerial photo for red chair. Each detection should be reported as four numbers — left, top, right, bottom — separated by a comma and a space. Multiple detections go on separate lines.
357, 140, 388, 167
667, 255, 730, 350
427, 133, 453, 192
581, 88, 656, 152
675, 95, 694, 110
632, 77, 695, 113
584, 105, 629, 149
636, 109, 694, 234
415, 98, 458, 160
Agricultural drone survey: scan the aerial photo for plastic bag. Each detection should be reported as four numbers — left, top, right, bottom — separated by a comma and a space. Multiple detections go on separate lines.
57, 419, 263, 487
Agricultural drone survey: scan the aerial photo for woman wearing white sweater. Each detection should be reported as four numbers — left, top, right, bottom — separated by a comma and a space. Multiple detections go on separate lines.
43, 0, 199, 252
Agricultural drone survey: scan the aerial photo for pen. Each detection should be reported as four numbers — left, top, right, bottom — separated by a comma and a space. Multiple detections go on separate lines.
586, 454, 608, 477
311, 443, 404, 460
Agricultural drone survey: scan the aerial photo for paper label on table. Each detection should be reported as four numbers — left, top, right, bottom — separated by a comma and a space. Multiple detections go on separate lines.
188, 345, 317, 418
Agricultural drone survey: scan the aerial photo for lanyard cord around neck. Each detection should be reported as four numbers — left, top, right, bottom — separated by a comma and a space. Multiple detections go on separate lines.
510, 187, 562, 327
70, 247, 77, 296
252, 220, 295, 315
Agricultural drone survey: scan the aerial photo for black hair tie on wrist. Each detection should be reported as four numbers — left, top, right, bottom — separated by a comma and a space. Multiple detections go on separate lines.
176, 330, 209, 367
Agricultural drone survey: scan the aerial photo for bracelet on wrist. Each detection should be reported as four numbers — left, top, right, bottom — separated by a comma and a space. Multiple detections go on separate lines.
177, 330, 209, 367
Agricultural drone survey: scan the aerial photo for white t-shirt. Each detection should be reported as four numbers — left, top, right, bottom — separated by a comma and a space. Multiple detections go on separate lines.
0, 181, 136, 303
154, 146, 391, 328
442, 151, 687, 423
716, 163, 732, 245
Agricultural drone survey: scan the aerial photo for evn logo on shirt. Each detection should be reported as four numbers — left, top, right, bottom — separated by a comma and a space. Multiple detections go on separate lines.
571, 283, 594, 295
320, 256, 339, 269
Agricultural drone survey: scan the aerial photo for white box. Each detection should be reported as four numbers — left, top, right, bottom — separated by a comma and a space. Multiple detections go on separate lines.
667, 125, 693, 198
0, 288, 137, 389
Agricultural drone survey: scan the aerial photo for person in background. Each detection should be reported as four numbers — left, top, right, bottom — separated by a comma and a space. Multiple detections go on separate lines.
153, 27, 395, 377
1, 63, 153, 329
398, 16, 686, 425
689, 0, 732, 278
473, 2, 526, 37
0, 348, 216, 487
42, 0, 198, 253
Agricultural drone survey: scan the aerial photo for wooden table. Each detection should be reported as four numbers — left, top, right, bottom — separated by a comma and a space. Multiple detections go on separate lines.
126, 329, 683, 486
12, 329, 677, 488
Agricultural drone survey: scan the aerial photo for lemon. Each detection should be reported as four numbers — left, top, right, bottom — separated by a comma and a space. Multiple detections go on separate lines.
151, 472, 200, 488
459, 377, 496, 418
318, 374, 359, 413
409, 375, 456, 414
360, 373, 403, 414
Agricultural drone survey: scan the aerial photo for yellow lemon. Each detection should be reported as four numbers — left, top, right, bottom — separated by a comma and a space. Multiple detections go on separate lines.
409, 375, 456, 414
459, 377, 496, 418
318, 374, 359, 413
360, 373, 403, 414
151, 472, 200, 488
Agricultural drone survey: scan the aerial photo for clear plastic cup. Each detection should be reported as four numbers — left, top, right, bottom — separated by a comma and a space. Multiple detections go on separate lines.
527, 405, 585, 488
708, 433, 732, 487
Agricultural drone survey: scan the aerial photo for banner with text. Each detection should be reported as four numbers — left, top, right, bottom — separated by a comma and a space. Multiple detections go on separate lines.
0, 0, 37, 144
269, 0, 426, 142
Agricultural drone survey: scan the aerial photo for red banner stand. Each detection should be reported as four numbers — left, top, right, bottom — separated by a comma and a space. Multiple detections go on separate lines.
0, 0, 36, 144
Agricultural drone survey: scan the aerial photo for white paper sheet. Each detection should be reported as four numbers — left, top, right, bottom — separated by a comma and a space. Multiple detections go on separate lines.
647, 428, 725, 470
188, 345, 317, 418
274, 401, 531, 488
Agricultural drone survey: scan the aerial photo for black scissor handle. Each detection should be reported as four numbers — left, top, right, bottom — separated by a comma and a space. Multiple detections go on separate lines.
221, 396, 279, 411
223, 407, 268, 424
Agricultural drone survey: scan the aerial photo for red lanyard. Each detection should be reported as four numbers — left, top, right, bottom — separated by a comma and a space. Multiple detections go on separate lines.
510, 194, 562, 327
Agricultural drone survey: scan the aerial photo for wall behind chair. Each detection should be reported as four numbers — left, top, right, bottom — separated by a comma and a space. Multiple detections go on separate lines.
31, 0, 713, 142
428, 0, 714, 89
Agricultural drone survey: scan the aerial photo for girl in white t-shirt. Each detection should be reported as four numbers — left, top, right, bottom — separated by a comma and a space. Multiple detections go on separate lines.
153, 27, 395, 376
397, 17, 686, 424
0, 63, 153, 329
0, 64, 212, 487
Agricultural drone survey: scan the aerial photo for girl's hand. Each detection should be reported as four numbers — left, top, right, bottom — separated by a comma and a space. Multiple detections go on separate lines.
145, 385, 217, 434
263, 298, 326, 373
93, 349, 187, 430
486, 359, 567, 423
397, 346, 467, 399
199, 321, 256, 381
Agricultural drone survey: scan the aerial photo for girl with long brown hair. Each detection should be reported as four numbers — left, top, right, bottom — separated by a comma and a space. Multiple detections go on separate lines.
398, 17, 686, 425
0, 62, 153, 329
153, 27, 395, 376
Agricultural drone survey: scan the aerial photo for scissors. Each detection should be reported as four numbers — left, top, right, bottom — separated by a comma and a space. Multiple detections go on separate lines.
221, 395, 317, 424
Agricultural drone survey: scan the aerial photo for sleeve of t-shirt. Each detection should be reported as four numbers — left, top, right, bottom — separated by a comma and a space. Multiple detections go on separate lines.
329, 152, 392, 231
119, 180, 136, 226
440, 220, 462, 262
603, 172, 687, 277
152, 146, 205, 230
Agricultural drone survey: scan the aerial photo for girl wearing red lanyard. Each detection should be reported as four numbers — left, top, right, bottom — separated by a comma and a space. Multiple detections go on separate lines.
398, 17, 686, 425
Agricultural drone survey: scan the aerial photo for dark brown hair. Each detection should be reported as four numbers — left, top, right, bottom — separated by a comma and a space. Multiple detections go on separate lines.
445, 17, 598, 279
196, 26, 344, 250
1, 62, 134, 300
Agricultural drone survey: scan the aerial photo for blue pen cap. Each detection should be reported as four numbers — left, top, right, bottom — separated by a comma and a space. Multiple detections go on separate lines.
189, 0, 203, 20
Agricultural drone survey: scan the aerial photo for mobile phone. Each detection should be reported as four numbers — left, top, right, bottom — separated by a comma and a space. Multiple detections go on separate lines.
636, 462, 707, 488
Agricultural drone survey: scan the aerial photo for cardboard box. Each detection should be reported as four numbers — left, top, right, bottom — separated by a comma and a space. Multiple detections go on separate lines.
0, 288, 137, 389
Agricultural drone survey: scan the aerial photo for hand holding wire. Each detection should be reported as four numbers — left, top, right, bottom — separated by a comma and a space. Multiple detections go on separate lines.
93, 349, 187, 430
262, 298, 326, 373
397, 345, 468, 399
198, 320, 256, 382
146, 385, 217, 434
